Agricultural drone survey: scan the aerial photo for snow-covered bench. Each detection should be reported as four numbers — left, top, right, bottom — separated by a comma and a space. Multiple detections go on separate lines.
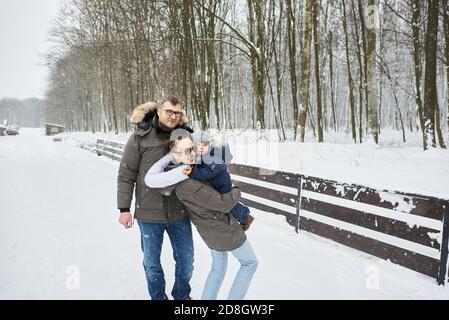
228, 163, 449, 286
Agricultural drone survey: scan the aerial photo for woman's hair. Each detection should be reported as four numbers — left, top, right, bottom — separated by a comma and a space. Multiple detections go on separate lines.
165, 140, 176, 152
164, 128, 192, 152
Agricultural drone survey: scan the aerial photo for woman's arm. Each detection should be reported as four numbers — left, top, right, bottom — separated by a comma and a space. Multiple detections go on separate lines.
176, 180, 241, 213
144, 153, 189, 188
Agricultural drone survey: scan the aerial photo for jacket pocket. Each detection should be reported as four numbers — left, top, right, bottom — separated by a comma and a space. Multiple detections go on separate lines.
141, 187, 165, 211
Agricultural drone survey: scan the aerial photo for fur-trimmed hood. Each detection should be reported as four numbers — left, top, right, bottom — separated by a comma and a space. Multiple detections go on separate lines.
130, 101, 188, 126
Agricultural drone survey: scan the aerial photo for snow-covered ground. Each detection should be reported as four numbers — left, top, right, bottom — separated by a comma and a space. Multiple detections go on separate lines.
1, 128, 449, 299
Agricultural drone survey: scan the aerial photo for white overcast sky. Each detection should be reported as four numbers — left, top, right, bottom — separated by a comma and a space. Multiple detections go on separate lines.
0, 0, 61, 100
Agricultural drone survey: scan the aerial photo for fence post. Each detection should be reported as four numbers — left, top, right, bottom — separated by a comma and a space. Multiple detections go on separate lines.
295, 176, 303, 234
111, 141, 115, 160
437, 201, 449, 285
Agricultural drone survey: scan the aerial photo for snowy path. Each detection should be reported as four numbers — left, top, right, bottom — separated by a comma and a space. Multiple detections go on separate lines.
1, 128, 448, 299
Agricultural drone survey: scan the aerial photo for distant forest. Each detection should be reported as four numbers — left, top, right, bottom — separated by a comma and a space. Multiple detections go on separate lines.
0, 98, 45, 128
42, 0, 449, 149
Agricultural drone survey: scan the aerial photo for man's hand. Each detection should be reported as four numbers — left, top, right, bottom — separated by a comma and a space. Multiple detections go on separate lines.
119, 212, 133, 229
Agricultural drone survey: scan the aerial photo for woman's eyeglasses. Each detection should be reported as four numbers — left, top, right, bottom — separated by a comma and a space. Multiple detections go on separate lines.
172, 147, 195, 156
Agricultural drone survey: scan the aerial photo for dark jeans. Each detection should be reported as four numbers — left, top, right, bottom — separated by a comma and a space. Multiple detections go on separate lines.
137, 217, 194, 300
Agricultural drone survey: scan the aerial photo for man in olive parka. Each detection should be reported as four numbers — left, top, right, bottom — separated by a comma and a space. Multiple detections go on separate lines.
117, 96, 194, 300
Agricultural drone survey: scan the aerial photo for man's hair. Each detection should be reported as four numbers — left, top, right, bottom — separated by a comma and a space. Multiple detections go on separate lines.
162, 96, 181, 107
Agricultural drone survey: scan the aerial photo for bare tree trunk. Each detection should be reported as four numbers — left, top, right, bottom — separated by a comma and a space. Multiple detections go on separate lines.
298, 0, 313, 142
312, 0, 323, 142
435, 104, 446, 148
423, 0, 439, 149
378, 11, 384, 134
342, 0, 357, 143
411, 0, 426, 148
367, 0, 379, 143
247, 0, 266, 130
269, 0, 285, 140
443, 0, 449, 145
286, 0, 299, 139
357, 0, 369, 135
351, 2, 364, 143
327, 28, 337, 131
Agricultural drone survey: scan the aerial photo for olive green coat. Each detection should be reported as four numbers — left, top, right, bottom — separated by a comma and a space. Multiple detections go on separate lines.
117, 124, 187, 223
174, 179, 247, 251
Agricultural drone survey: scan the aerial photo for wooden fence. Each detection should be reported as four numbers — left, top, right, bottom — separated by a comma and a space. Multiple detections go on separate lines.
97, 139, 124, 161
97, 138, 449, 285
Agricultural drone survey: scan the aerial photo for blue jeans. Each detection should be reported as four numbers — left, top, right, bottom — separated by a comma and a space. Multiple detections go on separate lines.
137, 217, 194, 300
202, 240, 258, 300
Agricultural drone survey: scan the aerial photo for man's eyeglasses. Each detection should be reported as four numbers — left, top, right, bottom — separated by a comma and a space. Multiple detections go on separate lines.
162, 108, 184, 118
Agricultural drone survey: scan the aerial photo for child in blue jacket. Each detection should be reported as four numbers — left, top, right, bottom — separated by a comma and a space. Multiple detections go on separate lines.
188, 131, 254, 230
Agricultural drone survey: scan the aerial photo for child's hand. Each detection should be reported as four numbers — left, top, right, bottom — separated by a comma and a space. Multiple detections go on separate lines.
183, 166, 192, 175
